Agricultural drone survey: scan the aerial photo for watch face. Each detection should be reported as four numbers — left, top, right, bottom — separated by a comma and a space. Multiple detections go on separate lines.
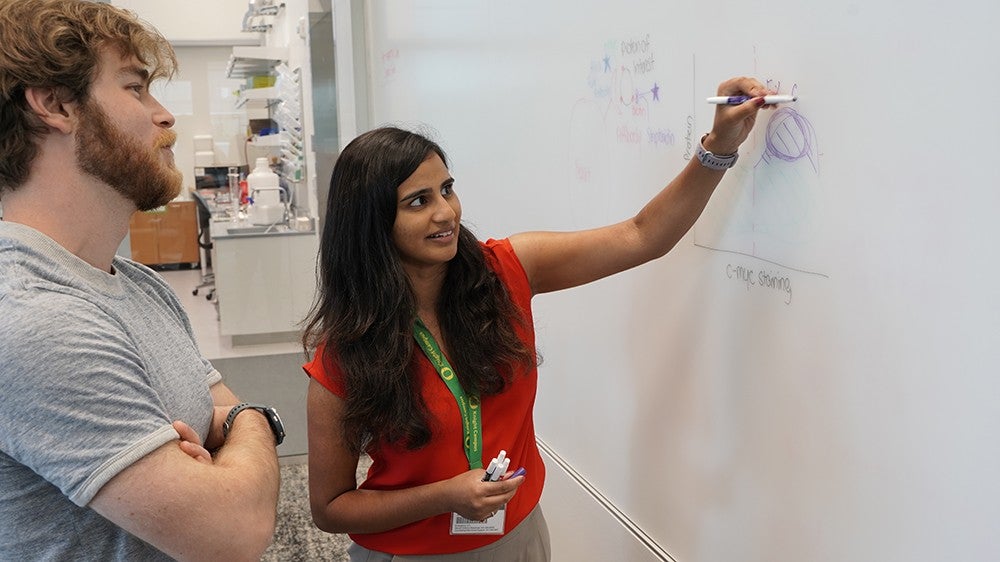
263, 407, 285, 445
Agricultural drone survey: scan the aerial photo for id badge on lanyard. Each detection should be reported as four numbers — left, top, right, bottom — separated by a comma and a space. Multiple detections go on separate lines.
413, 320, 506, 534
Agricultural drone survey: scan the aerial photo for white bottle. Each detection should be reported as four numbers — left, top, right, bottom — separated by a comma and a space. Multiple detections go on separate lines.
247, 158, 280, 205
247, 157, 284, 225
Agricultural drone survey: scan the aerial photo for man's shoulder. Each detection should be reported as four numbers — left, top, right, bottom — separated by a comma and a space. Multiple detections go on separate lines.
113, 256, 182, 302
0, 280, 129, 371
0, 280, 98, 327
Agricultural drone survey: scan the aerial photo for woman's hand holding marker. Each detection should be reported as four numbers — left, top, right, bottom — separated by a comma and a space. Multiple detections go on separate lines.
482, 449, 526, 482
482, 450, 507, 481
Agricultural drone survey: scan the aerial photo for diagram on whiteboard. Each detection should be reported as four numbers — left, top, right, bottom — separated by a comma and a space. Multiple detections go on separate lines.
563, 42, 827, 278
569, 36, 674, 161
694, 103, 827, 277
565, 35, 683, 223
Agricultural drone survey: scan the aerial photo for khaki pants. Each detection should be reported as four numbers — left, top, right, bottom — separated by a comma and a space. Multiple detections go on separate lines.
348, 505, 551, 562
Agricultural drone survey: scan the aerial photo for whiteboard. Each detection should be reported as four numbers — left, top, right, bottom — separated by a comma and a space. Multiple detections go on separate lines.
361, 1, 1000, 560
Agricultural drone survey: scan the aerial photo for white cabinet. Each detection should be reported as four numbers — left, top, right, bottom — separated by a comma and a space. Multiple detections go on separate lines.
210, 223, 319, 338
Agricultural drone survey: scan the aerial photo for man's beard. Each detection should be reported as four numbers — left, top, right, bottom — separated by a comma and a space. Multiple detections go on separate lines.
75, 100, 182, 211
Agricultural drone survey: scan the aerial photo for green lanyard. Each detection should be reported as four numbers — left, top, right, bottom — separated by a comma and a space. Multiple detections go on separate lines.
412, 319, 483, 469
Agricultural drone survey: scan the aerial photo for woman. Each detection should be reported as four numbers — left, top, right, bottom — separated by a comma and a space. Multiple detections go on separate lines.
303, 76, 772, 561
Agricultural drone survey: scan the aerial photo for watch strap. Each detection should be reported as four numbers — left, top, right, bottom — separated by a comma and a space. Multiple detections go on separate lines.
222, 402, 285, 445
695, 134, 739, 170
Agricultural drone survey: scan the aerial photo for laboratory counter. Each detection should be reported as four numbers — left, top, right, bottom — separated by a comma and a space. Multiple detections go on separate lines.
209, 218, 316, 240
197, 192, 319, 341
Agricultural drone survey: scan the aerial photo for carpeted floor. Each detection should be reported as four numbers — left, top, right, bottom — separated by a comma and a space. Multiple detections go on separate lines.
262, 457, 372, 561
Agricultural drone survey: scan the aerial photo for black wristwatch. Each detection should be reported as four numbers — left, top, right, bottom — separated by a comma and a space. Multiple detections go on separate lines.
222, 403, 285, 446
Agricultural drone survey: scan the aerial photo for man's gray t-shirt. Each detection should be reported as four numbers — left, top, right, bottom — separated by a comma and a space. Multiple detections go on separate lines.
0, 222, 221, 560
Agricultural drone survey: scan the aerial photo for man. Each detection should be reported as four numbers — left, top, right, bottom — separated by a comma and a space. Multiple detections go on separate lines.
0, 1, 282, 560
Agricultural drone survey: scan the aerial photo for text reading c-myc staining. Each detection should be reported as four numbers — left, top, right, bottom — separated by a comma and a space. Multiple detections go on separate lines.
726, 263, 793, 305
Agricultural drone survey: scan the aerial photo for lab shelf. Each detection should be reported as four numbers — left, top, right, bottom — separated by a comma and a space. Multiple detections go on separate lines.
226, 46, 288, 79
235, 86, 280, 108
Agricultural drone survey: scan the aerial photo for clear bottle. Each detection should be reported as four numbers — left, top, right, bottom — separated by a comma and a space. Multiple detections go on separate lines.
227, 166, 240, 221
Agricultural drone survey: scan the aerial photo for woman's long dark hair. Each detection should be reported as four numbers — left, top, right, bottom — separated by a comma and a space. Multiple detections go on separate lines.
303, 127, 535, 454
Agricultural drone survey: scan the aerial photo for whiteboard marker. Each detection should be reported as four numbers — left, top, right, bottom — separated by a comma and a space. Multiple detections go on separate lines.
504, 467, 527, 480
706, 94, 797, 105
490, 458, 511, 481
481, 457, 499, 481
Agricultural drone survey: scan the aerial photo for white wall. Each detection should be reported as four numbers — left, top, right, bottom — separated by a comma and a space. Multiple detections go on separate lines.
112, 0, 254, 45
